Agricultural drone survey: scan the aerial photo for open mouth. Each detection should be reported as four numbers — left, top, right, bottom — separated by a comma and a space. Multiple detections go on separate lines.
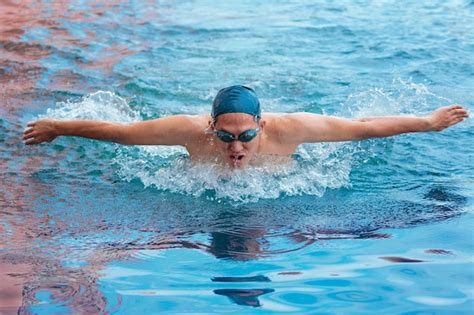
230, 154, 245, 165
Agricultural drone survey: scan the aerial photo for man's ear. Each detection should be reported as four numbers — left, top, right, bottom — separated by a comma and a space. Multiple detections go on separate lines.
259, 119, 266, 129
204, 118, 215, 135
208, 118, 216, 128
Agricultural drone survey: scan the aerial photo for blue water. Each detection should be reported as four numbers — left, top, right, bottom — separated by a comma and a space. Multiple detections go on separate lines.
1, 1, 473, 313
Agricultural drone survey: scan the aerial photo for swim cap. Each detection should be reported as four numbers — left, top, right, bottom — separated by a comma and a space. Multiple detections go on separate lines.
212, 85, 261, 119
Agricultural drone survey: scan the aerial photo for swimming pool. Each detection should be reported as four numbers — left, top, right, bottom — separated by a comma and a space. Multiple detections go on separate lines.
1, 1, 473, 313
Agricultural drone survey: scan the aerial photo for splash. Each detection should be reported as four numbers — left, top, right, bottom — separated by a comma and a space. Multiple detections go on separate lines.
37, 80, 450, 203
43, 91, 141, 122
345, 77, 453, 118
115, 151, 352, 203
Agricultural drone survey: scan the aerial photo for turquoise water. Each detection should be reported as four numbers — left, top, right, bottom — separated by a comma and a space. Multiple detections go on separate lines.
1, 1, 473, 313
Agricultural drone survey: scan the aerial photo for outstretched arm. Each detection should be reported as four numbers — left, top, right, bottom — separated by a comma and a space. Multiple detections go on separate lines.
23, 115, 199, 146
278, 105, 469, 144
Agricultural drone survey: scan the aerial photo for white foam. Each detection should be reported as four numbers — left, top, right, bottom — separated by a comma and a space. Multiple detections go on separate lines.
345, 77, 452, 118
39, 80, 448, 204
43, 91, 140, 122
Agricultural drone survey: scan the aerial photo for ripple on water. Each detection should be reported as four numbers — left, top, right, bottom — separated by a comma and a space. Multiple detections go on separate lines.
279, 292, 318, 305
327, 290, 383, 303
24, 270, 121, 314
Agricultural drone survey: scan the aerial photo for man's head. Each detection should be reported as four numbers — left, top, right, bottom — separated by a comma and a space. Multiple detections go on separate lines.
211, 86, 264, 168
212, 85, 261, 119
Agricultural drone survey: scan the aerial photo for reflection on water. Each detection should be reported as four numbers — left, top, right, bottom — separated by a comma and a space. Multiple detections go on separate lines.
0, 169, 467, 311
379, 256, 424, 263
214, 289, 275, 307
212, 275, 271, 282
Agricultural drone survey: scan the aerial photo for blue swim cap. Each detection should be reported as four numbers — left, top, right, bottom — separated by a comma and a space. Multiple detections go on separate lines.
212, 85, 261, 120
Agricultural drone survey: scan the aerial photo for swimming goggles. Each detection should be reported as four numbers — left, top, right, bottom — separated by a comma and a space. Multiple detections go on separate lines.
214, 128, 260, 143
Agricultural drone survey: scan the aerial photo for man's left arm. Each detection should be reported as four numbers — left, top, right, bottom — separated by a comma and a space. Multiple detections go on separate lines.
279, 105, 469, 144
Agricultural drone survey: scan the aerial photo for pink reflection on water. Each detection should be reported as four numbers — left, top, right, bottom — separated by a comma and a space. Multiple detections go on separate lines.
0, 0, 54, 115
0, 0, 145, 114
1, 1, 150, 312
79, 43, 136, 75
0, 151, 112, 313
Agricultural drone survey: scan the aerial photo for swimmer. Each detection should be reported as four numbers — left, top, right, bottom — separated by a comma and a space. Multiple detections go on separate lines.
23, 85, 469, 168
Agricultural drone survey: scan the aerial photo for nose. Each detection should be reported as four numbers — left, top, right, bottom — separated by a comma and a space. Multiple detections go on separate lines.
228, 140, 244, 151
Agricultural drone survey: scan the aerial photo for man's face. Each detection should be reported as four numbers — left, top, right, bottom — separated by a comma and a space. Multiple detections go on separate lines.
213, 113, 262, 169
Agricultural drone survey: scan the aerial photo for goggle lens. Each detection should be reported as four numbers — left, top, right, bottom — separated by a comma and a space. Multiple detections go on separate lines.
215, 128, 259, 143
238, 129, 258, 142
215, 131, 235, 143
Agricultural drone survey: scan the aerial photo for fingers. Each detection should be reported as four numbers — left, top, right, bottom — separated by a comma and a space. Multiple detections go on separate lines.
23, 132, 36, 141
23, 134, 37, 143
447, 105, 469, 117
450, 117, 464, 126
23, 128, 42, 144
23, 121, 41, 144
450, 109, 469, 119
24, 137, 39, 145
447, 105, 463, 111
23, 122, 36, 141
25, 140, 42, 145
24, 135, 47, 145
452, 108, 468, 114
23, 128, 35, 136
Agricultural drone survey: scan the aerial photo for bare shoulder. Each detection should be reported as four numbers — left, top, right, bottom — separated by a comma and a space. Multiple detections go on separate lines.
162, 113, 209, 131
190, 114, 212, 131
180, 113, 212, 138
262, 112, 324, 143
182, 114, 214, 154
263, 112, 325, 126
261, 113, 288, 128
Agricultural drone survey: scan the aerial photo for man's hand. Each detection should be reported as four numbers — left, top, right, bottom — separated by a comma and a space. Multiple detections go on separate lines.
23, 119, 58, 145
426, 105, 469, 131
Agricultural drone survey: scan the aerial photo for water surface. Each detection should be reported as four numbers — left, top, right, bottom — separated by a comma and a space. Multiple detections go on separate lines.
1, 0, 473, 313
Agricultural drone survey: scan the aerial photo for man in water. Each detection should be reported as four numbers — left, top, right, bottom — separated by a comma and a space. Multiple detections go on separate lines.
23, 85, 469, 168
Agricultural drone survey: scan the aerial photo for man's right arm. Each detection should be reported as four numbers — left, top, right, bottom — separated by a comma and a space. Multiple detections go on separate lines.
23, 115, 198, 146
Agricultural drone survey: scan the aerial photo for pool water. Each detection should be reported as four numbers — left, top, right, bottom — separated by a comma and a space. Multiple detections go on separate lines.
1, 1, 473, 313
